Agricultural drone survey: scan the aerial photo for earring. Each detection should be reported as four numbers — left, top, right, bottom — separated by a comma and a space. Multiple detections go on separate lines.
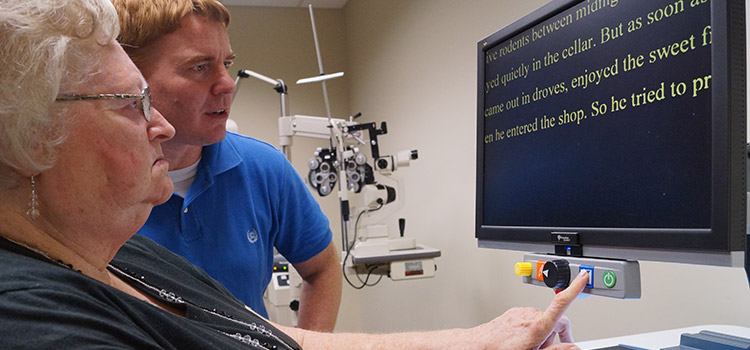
26, 175, 40, 221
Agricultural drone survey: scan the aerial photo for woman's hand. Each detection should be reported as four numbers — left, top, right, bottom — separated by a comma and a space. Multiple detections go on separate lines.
473, 270, 589, 350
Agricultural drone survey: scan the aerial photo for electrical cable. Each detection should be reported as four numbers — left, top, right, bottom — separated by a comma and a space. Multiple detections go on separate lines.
355, 265, 383, 286
342, 200, 384, 289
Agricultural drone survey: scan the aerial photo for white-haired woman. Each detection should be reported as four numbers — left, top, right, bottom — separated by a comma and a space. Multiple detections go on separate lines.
0, 0, 588, 348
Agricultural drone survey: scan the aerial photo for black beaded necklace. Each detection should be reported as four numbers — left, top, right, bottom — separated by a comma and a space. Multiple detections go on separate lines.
107, 263, 299, 350
1, 236, 78, 271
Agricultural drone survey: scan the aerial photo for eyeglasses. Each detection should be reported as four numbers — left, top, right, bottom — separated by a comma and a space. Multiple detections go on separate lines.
56, 86, 151, 122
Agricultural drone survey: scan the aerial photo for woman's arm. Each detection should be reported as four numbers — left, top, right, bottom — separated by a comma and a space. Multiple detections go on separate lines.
277, 270, 589, 350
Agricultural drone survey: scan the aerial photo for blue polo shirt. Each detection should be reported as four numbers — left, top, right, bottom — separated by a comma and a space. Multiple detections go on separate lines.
137, 132, 332, 317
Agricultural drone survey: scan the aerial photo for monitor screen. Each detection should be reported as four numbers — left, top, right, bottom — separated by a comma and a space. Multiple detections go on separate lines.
476, 0, 746, 266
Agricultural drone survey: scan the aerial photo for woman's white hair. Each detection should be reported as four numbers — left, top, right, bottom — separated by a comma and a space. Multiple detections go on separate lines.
0, 0, 119, 183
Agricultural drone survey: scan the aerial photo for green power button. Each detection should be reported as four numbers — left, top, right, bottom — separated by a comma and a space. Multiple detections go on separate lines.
602, 270, 617, 288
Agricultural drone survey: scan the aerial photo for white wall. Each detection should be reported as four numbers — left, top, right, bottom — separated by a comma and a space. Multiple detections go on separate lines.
224, 5, 362, 331
227, 0, 750, 342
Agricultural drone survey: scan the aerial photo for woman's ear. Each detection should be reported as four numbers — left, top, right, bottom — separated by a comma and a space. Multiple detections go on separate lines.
0, 164, 26, 191
12, 167, 38, 179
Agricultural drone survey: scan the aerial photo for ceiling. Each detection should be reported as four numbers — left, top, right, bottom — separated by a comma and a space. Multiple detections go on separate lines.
219, 0, 349, 8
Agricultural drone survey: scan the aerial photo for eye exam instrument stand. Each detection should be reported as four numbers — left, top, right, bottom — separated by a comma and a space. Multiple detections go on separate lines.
235, 5, 440, 326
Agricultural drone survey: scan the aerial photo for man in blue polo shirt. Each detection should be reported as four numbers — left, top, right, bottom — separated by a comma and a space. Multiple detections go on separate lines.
111, 0, 342, 332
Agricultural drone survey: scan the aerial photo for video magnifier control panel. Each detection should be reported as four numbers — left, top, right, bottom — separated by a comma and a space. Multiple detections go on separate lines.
515, 253, 641, 299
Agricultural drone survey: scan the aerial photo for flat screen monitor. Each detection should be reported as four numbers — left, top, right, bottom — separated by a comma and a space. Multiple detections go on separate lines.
476, 0, 746, 267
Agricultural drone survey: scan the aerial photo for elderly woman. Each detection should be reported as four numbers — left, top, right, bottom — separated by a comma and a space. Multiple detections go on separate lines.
0, 0, 588, 349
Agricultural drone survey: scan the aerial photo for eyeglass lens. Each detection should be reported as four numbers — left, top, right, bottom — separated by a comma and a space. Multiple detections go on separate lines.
142, 87, 151, 122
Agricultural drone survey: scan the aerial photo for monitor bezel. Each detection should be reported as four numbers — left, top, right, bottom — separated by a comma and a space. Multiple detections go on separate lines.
475, 0, 746, 266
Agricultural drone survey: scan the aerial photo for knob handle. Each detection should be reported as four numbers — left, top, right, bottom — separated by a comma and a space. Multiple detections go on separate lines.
289, 299, 300, 312
542, 259, 570, 289
514, 262, 533, 276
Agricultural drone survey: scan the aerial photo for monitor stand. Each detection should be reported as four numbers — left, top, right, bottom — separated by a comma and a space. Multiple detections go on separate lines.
745, 232, 749, 286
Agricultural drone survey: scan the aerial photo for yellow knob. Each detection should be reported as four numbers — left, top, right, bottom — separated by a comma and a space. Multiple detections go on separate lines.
514, 262, 533, 276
